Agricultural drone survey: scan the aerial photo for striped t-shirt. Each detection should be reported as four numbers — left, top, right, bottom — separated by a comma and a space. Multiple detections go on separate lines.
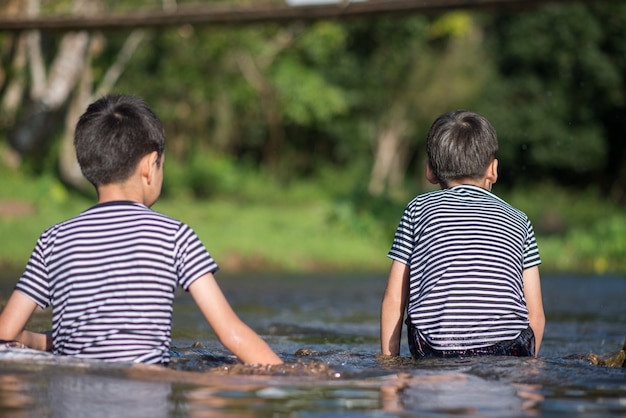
388, 185, 541, 351
16, 201, 219, 364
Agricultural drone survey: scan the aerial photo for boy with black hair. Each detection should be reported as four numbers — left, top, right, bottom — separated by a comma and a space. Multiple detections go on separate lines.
380, 110, 545, 359
0, 94, 283, 366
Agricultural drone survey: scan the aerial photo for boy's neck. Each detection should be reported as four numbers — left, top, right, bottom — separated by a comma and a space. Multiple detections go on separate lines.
96, 179, 149, 206
97, 188, 142, 204
446, 178, 493, 191
441, 158, 498, 192
95, 152, 161, 207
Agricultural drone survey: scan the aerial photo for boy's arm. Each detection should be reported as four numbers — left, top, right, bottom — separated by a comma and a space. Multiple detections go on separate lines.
188, 273, 283, 365
380, 260, 409, 356
0, 290, 51, 351
522, 265, 545, 356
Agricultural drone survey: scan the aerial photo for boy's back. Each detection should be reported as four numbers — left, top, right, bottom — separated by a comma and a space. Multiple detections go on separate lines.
380, 110, 544, 359
17, 201, 218, 364
0, 94, 282, 366
388, 184, 540, 350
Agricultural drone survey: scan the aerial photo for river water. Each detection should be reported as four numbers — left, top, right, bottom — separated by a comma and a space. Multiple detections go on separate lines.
0, 273, 624, 417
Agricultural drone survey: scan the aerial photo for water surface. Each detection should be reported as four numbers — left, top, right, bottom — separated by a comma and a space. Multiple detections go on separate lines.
0, 273, 624, 417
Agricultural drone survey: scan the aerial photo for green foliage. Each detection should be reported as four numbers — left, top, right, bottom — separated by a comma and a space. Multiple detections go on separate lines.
162, 152, 236, 200
481, 4, 626, 187
4, 2, 626, 273
567, 216, 626, 272
2, 157, 626, 274
272, 56, 348, 125
3, 2, 626, 197
501, 183, 626, 274
0, 162, 91, 267
297, 21, 348, 65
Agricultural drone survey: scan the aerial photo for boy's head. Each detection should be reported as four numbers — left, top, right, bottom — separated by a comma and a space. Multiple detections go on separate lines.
426, 110, 498, 187
74, 94, 165, 187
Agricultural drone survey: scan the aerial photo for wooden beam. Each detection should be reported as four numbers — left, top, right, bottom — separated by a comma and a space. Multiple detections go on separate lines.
0, 0, 609, 32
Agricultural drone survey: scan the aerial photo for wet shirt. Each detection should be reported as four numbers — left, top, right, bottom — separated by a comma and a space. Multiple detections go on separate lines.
15, 201, 218, 364
388, 185, 541, 351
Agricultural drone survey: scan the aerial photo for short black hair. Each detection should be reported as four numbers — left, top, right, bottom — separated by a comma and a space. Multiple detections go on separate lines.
74, 94, 165, 186
426, 110, 498, 186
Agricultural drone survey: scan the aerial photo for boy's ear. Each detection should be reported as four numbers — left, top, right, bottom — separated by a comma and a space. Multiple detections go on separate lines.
483, 158, 498, 190
425, 161, 440, 185
486, 158, 498, 185
141, 151, 159, 184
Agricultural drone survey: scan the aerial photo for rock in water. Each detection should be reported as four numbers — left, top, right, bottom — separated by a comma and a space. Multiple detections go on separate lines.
582, 341, 626, 368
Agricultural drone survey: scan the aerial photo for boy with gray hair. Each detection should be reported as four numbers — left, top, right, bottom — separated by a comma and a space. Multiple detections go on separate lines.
381, 109, 545, 359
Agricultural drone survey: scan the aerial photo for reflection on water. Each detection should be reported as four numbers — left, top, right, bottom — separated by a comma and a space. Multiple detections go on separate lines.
0, 373, 35, 413
48, 375, 171, 418
0, 273, 625, 417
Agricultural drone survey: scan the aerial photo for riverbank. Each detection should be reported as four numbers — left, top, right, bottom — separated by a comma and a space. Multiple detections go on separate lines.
0, 196, 391, 273
0, 170, 392, 273
2, 165, 626, 274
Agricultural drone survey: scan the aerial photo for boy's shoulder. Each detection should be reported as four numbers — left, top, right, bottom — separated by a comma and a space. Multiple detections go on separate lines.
43, 201, 182, 235
406, 187, 458, 207
407, 185, 529, 218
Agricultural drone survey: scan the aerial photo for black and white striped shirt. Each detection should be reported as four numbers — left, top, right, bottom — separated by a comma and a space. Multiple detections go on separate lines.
388, 185, 541, 351
16, 201, 218, 364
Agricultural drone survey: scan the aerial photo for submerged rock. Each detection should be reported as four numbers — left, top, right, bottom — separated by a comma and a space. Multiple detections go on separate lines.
571, 341, 626, 368
294, 348, 318, 356
587, 348, 625, 368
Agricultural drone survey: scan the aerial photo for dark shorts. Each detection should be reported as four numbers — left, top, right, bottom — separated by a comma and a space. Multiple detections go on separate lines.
407, 324, 536, 359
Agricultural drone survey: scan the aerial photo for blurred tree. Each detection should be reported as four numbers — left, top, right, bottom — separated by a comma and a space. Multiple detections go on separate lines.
2, 0, 94, 171
481, 3, 626, 199
0, 0, 146, 191
4, 1, 625, 205
118, 20, 351, 183
117, 13, 490, 194
341, 13, 490, 196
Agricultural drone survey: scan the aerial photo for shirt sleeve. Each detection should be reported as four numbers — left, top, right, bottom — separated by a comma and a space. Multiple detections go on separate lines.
15, 237, 51, 309
523, 218, 541, 269
387, 203, 414, 265
173, 223, 219, 290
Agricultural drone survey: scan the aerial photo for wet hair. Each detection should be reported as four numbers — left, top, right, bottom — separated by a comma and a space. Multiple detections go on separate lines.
426, 110, 498, 186
74, 94, 165, 186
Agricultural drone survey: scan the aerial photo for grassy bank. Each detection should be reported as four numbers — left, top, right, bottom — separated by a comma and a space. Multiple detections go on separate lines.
0, 165, 392, 274
1, 163, 625, 275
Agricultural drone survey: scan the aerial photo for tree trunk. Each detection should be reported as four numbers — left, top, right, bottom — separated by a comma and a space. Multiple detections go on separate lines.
8, 31, 90, 155
0, 0, 34, 124
5, 0, 144, 190
7, 0, 97, 157
368, 120, 408, 196
59, 30, 145, 190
